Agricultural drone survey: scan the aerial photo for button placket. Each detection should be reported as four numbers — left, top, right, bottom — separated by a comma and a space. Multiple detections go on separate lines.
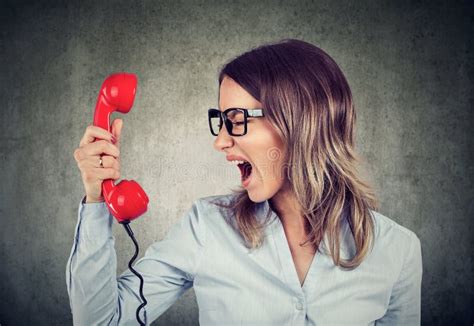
292, 296, 305, 311
295, 301, 304, 310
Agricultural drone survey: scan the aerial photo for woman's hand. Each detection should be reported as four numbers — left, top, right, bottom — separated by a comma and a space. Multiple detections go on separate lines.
73, 119, 123, 203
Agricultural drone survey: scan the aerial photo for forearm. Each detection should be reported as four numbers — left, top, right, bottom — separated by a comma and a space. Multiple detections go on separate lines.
66, 198, 121, 325
67, 233, 119, 325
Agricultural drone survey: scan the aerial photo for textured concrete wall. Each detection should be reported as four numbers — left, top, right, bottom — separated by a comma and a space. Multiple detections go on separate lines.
0, 0, 472, 325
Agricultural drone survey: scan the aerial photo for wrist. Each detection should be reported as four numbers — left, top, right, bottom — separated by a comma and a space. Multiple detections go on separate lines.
85, 195, 104, 204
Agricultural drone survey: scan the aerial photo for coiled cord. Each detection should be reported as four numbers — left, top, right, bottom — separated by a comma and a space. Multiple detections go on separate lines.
122, 221, 147, 325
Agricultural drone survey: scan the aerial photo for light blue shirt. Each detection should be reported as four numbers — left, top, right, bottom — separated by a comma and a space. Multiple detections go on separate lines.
66, 193, 422, 325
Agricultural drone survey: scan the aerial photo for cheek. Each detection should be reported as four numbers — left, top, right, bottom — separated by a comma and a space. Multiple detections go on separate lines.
262, 150, 284, 180
262, 134, 286, 183
250, 145, 286, 186
267, 157, 287, 185
240, 120, 286, 184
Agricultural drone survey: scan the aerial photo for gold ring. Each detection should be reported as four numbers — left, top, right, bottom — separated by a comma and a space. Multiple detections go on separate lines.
99, 156, 104, 168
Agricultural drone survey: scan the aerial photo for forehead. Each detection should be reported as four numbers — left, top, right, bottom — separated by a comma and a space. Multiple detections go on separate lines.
218, 76, 261, 111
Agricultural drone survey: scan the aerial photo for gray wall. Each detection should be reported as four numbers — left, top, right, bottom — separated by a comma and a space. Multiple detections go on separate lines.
1, 0, 472, 325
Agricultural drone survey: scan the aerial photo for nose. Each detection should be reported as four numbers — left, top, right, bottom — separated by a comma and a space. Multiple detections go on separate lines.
213, 125, 234, 152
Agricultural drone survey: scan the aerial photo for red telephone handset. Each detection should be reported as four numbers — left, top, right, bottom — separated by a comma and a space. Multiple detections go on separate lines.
93, 72, 149, 223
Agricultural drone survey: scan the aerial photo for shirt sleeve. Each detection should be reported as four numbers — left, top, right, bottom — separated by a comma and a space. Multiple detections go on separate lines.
66, 195, 206, 325
375, 233, 423, 326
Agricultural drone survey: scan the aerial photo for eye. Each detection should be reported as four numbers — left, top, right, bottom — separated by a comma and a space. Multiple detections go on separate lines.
233, 121, 245, 125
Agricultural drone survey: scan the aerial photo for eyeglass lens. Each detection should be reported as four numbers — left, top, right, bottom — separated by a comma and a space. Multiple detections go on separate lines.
209, 109, 246, 136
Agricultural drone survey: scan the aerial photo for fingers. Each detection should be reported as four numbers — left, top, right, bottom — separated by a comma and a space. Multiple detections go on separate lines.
79, 125, 115, 147
77, 155, 120, 170
74, 139, 120, 162
111, 119, 123, 146
95, 167, 120, 180
75, 124, 122, 198
99, 155, 120, 170
81, 167, 120, 182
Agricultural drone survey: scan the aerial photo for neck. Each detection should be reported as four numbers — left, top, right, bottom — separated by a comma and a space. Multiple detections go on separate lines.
269, 185, 307, 234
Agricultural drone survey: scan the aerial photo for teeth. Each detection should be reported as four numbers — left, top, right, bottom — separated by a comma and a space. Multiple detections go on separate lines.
228, 160, 246, 165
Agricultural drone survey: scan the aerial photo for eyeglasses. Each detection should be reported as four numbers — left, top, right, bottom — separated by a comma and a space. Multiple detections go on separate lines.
208, 108, 265, 136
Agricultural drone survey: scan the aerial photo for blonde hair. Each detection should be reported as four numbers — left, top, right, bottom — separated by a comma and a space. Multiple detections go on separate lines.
213, 39, 379, 269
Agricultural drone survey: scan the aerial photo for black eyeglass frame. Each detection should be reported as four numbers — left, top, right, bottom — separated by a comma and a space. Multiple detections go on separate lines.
208, 108, 265, 136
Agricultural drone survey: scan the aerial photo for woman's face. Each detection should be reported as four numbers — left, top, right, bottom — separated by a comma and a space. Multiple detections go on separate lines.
214, 75, 288, 203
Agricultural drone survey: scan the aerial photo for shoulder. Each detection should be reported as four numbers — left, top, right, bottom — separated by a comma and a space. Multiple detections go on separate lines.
367, 210, 422, 275
192, 193, 235, 215
190, 193, 246, 238
187, 193, 236, 226
368, 210, 423, 309
162, 194, 235, 247
369, 209, 421, 247
195, 193, 235, 206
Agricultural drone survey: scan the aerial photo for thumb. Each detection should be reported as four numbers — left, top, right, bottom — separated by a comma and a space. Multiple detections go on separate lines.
111, 118, 123, 145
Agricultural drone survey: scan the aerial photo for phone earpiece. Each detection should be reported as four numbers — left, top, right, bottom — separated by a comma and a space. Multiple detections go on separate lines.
93, 72, 149, 223
100, 73, 137, 113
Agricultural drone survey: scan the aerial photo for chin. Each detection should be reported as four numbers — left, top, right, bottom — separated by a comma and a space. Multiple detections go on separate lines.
246, 185, 278, 204
247, 191, 266, 203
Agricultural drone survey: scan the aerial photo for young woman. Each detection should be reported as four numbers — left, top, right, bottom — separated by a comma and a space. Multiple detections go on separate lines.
68, 39, 422, 325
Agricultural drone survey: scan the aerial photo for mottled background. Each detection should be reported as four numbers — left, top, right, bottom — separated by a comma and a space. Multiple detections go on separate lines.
0, 0, 472, 325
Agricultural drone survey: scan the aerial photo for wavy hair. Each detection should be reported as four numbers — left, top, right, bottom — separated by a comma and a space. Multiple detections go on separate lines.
213, 39, 379, 269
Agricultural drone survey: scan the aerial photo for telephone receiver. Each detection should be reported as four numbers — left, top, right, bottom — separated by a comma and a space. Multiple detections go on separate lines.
93, 72, 149, 223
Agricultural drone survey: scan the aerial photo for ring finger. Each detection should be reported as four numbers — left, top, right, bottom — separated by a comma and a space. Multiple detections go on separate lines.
80, 155, 118, 169
98, 155, 119, 169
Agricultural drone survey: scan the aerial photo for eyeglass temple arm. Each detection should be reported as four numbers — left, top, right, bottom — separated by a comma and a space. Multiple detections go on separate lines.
247, 109, 264, 117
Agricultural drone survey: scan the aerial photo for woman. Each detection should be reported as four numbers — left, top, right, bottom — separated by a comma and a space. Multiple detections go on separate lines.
68, 39, 422, 325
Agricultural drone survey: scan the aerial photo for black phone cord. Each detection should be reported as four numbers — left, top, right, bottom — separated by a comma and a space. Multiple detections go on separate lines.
122, 221, 147, 326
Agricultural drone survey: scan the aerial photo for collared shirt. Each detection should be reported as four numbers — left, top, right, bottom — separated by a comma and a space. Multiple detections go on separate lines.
66, 193, 422, 325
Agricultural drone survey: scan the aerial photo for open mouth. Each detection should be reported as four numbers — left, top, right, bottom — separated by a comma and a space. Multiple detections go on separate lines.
237, 161, 253, 183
